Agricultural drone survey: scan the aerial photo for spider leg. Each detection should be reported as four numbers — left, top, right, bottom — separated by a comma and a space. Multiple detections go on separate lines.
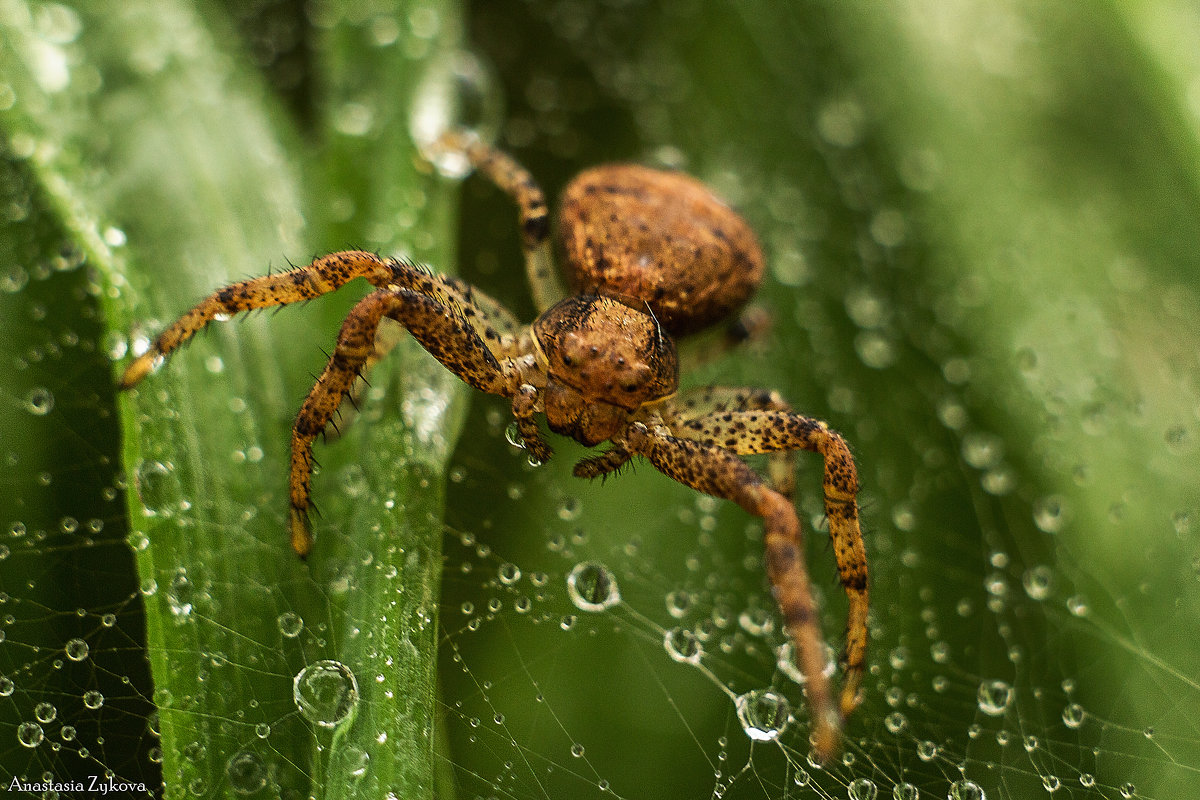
120, 250, 397, 388
572, 446, 632, 480
333, 268, 529, 438
433, 130, 564, 312
289, 285, 519, 557
621, 421, 842, 762
663, 407, 868, 722
663, 386, 796, 498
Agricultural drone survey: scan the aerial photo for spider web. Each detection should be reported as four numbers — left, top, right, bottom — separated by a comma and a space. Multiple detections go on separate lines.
3, 1, 1200, 799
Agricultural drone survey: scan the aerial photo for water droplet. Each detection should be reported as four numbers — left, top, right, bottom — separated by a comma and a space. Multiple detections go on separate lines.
665, 590, 692, 619
848, 777, 878, 800
497, 562, 521, 585
17, 722, 44, 748
961, 431, 1003, 469
556, 496, 582, 521
777, 641, 836, 685
854, 330, 896, 369
339, 464, 369, 498
1033, 495, 1068, 533
337, 745, 370, 779
977, 679, 1012, 716
734, 689, 789, 742
566, 562, 620, 612
83, 690, 103, 709
570, 742, 585, 758
884, 712, 908, 734
1021, 565, 1054, 600
663, 627, 702, 665
0, 676, 16, 697
167, 568, 194, 618
24, 387, 54, 415
504, 421, 525, 448
738, 607, 773, 636
135, 460, 174, 517
892, 782, 918, 800
948, 779, 986, 800
1119, 782, 1136, 798
226, 750, 267, 795
916, 740, 938, 761
277, 612, 304, 638
254, 723, 270, 739
34, 702, 56, 723
1061, 702, 1085, 729
410, 50, 501, 177
293, 660, 359, 728
64, 637, 89, 661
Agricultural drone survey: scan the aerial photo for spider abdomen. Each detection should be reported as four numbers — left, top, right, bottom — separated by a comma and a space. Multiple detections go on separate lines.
558, 164, 763, 336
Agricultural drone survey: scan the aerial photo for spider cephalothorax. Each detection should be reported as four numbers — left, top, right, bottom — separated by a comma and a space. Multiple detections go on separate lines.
119, 130, 868, 762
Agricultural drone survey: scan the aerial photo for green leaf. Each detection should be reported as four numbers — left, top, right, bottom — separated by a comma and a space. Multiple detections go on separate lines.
2, 0, 464, 797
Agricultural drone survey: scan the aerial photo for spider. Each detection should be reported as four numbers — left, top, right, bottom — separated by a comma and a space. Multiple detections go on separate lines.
119, 131, 868, 761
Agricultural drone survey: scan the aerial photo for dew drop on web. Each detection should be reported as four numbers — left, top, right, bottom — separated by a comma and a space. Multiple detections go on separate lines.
293, 660, 360, 729
566, 562, 620, 612
16, 721, 43, 748
663, 627, 702, 665
409, 49, 501, 178
948, 779, 986, 800
734, 689, 789, 742
226, 750, 267, 796
976, 679, 1012, 716
847, 777, 877, 800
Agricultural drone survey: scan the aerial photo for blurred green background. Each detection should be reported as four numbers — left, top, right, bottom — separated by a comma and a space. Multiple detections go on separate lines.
2, 1, 1198, 798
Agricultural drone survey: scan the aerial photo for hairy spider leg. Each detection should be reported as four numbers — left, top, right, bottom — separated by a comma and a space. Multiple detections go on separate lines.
673, 409, 868, 720
330, 267, 531, 437
665, 385, 797, 498
621, 422, 843, 763
118, 250, 398, 389
434, 130, 565, 313
290, 280, 520, 556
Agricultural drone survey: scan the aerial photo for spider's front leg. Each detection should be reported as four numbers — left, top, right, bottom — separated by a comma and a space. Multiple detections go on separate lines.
288, 278, 522, 556
620, 421, 843, 761
119, 251, 397, 388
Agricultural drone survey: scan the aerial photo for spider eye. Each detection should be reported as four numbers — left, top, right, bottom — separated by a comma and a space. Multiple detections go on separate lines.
561, 354, 574, 366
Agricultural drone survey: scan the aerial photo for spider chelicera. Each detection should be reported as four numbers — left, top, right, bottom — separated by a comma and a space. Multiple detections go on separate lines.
119, 130, 868, 760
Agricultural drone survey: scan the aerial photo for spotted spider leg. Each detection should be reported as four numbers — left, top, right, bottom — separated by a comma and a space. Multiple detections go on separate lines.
663, 385, 797, 498
572, 385, 796, 490
119, 251, 405, 389
285, 261, 531, 556
622, 407, 867, 762
118, 250, 531, 556
433, 130, 565, 313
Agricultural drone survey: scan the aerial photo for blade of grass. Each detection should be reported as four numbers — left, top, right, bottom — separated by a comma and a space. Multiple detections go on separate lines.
2, 0, 464, 796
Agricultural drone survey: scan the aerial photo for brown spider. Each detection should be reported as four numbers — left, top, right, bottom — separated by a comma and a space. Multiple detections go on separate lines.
119, 131, 868, 761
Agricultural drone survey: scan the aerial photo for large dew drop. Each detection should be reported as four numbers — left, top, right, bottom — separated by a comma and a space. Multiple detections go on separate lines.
948, 779, 987, 800
566, 562, 620, 612
734, 689, 790, 742
226, 750, 267, 795
293, 660, 359, 729
663, 627, 702, 665
976, 679, 1013, 716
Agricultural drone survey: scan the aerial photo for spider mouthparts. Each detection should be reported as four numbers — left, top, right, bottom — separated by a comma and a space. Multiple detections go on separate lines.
290, 508, 314, 559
